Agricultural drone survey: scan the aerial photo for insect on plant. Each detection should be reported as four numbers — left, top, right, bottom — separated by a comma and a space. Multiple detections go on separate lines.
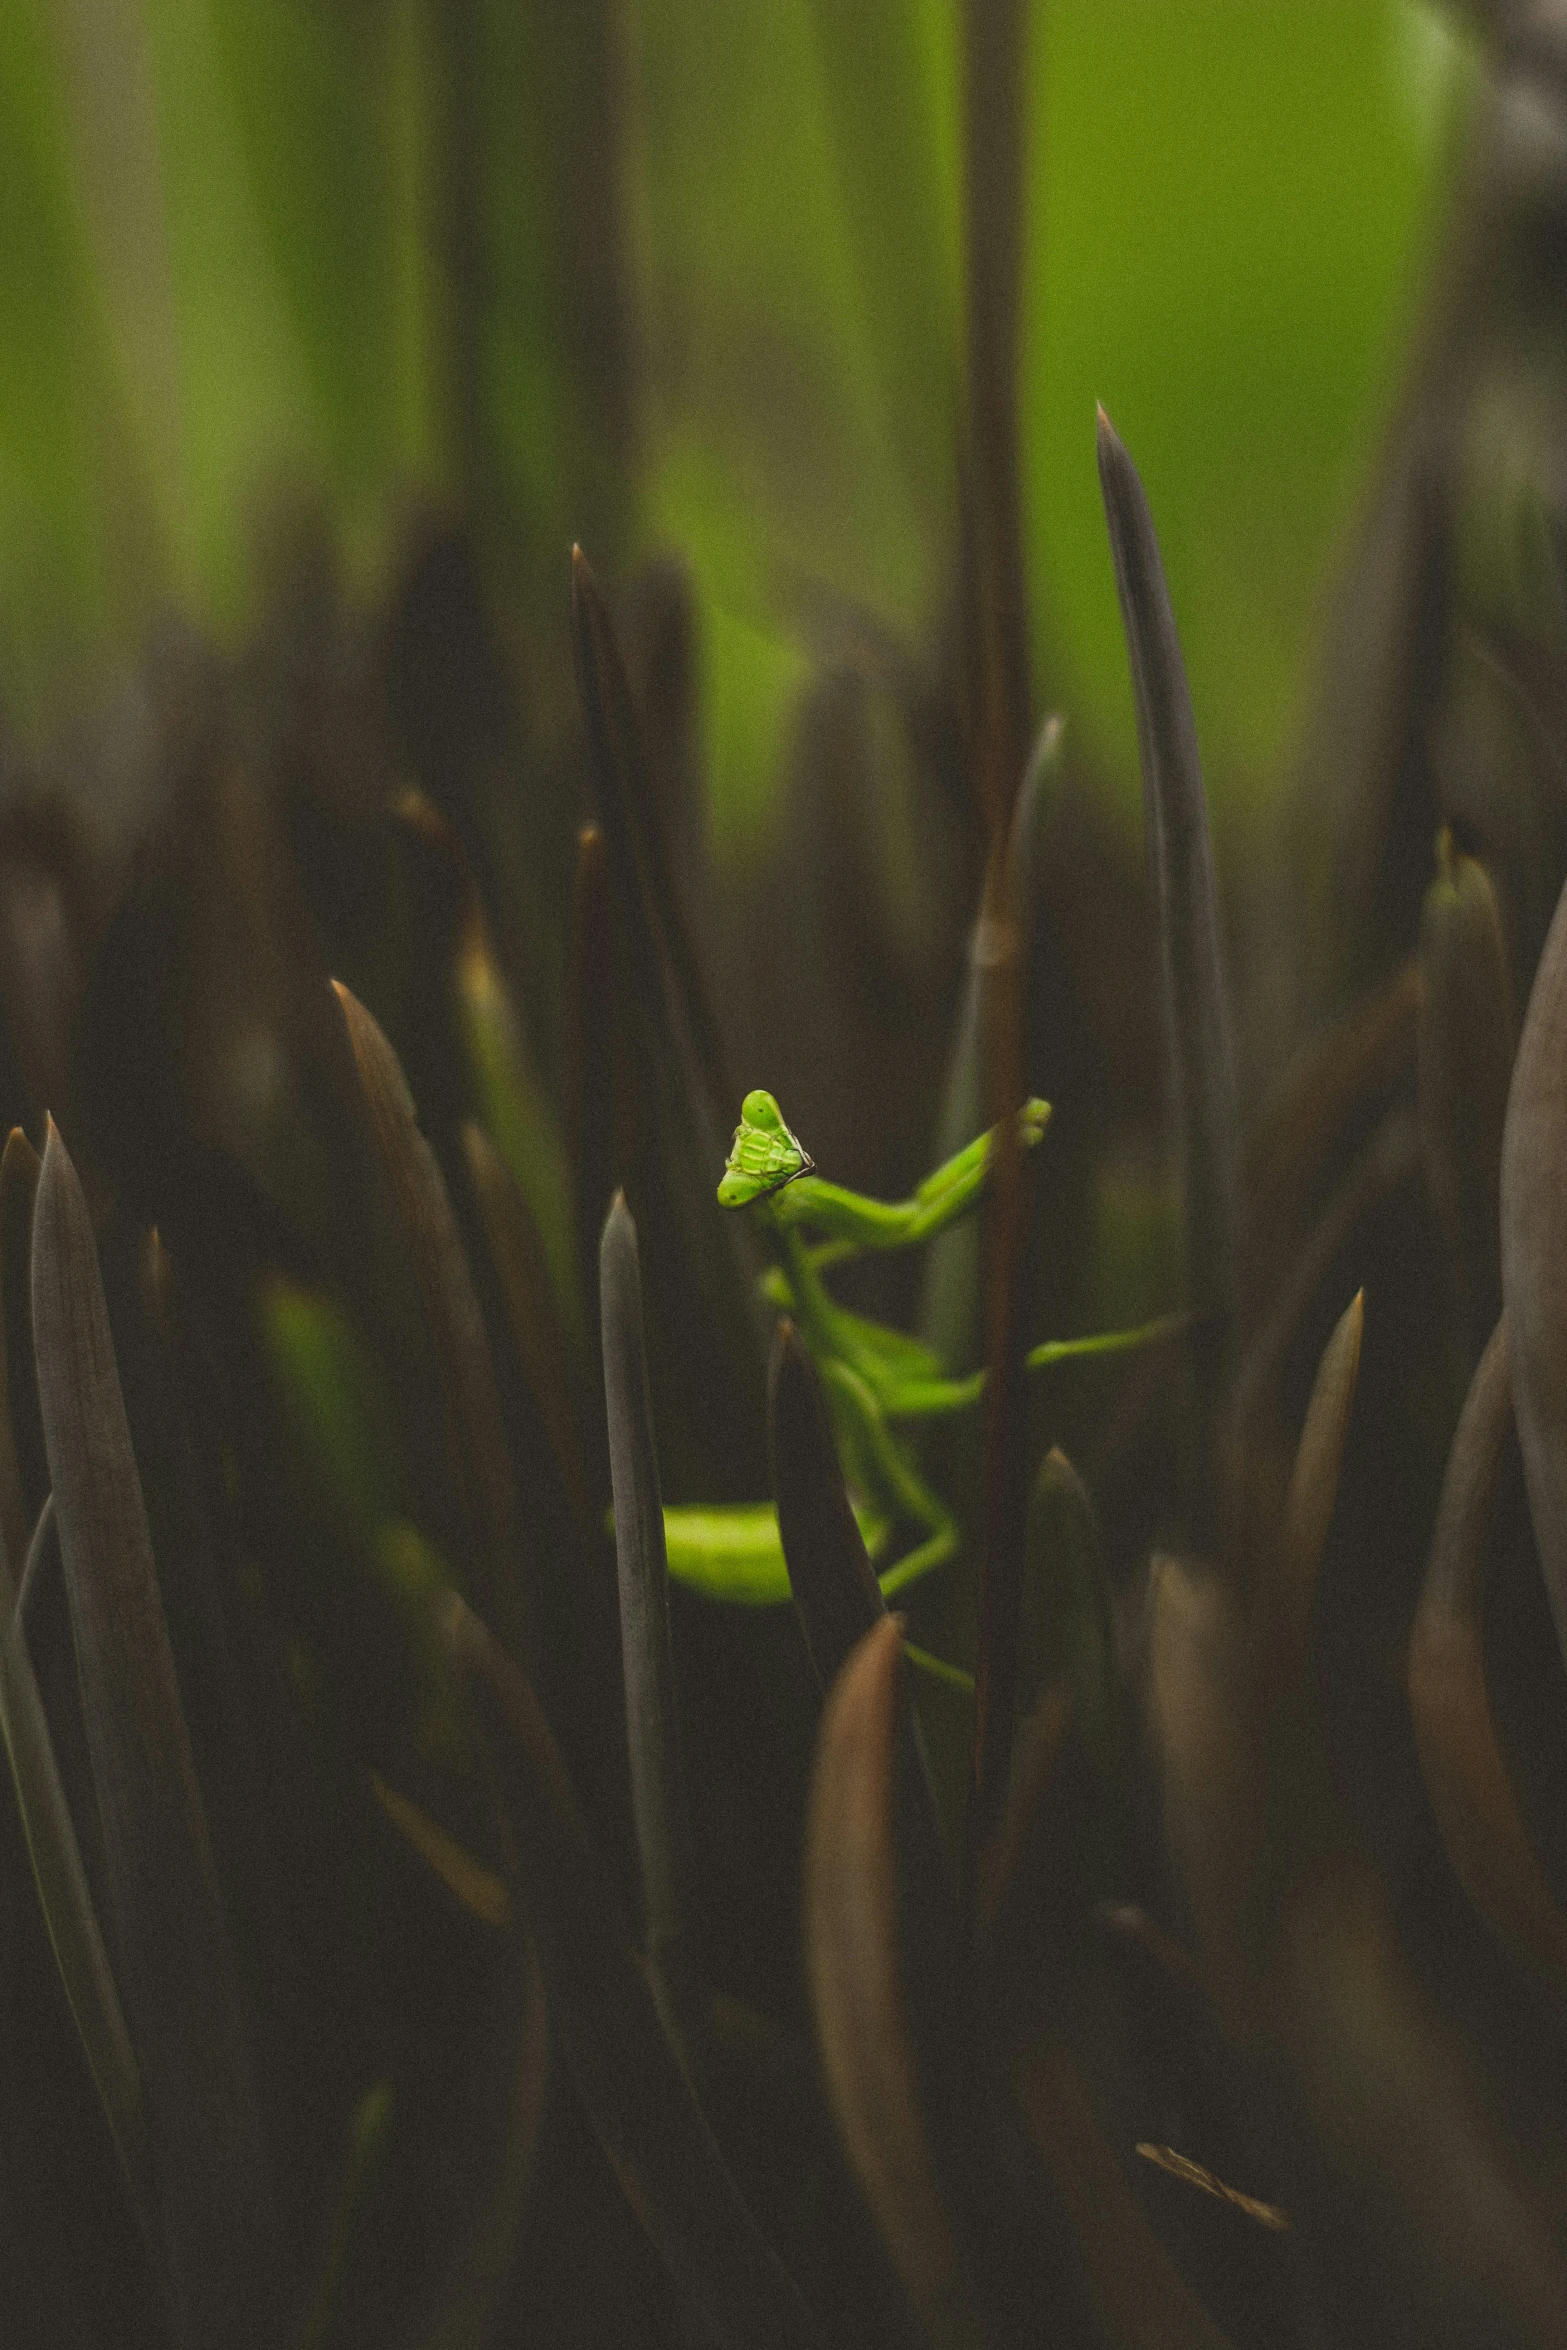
661, 1088, 1181, 1613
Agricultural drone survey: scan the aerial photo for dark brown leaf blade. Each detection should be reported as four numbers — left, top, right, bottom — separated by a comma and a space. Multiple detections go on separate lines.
770, 1319, 891, 1694
31, 1119, 282, 2348
463, 1120, 596, 1535
333, 980, 518, 1636
1409, 1316, 1567, 1996
0, 1496, 153, 2249
570, 547, 733, 1128
567, 820, 616, 1335
1418, 836, 1516, 1358
920, 715, 1062, 1378
805, 1615, 987, 2350
600, 1193, 696, 2015
1010, 2038, 1237, 2350
0, 1126, 45, 1565
441, 1593, 823, 2350
770, 1321, 950, 1909
1499, 864, 1567, 1667
1096, 409, 1239, 1400
1266, 1290, 1365, 1689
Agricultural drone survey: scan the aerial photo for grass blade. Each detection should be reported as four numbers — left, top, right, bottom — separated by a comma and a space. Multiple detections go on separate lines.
600, 1194, 696, 2020
333, 980, 518, 1635
1418, 835, 1516, 1358
462, 1120, 596, 1535
770, 1319, 890, 1692
771, 1321, 950, 1907
804, 1615, 984, 2350
32, 1119, 281, 2347
0, 1495, 153, 2246
961, 0, 1032, 838
571, 546, 734, 1129
1500, 865, 1567, 1667
0, 1126, 45, 1568
1097, 409, 1239, 1401
1265, 1290, 1365, 1690
440, 1593, 824, 2350
920, 716, 1062, 1372
1409, 1316, 1567, 1998
567, 821, 617, 1336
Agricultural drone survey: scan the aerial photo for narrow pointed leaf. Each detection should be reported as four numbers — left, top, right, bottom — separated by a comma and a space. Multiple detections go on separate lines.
770, 1319, 889, 1691
463, 1120, 595, 1534
1499, 865, 1567, 1666
961, 0, 1031, 837
1418, 837, 1515, 1355
32, 1120, 281, 2347
805, 1615, 985, 2350
772, 1321, 949, 1908
1409, 1317, 1567, 1995
0, 1127, 45, 1566
600, 1194, 696, 2006
1021, 1448, 1122, 1796
1264, 1291, 1365, 1691
971, 831, 1030, 1859
566, 821, 616, 1329
333, 980, 517, 1632
455, 900, 581, 1353
1145, 1554, 1266, 2026
1097, 409, 1239, 1377
0, 1496, 152, 2245
571, 547, 734, 1127
441, 1594, 823, 2350
920, 715, 1062, 1373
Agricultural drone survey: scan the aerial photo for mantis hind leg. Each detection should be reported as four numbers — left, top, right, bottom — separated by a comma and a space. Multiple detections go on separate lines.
877, 1509, 958, 1601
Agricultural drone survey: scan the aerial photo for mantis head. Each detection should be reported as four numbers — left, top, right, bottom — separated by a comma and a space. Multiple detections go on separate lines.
717, 1090, 814, 1208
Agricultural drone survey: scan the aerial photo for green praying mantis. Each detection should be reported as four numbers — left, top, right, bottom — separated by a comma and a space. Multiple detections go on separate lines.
661, 1089, 1180, 1608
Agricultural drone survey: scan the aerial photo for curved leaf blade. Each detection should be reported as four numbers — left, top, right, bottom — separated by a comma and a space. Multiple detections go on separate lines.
600, 1193, 696, 2011
804, 1615, 983, 2350
0, 1495, 152, 2246
31, 1119, 281, 2347
1096, 409, 1238, 1390
333, 980, 518, 1634
1499, 865, 1567, 1666
441, 1593, 823, 2350
1409, 1316, 1567, 1997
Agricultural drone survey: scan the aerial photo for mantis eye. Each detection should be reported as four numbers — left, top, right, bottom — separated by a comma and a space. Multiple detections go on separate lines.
717, 1090, 814, 1207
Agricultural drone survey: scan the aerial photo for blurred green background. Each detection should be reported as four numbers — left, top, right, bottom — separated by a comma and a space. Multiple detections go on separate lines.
0, 0, 1464, 847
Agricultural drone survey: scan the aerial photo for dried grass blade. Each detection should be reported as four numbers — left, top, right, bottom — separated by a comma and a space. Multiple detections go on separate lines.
1096, 410, 1238, 1386
441, 1594, 823, 2350
31, 1119, 281, 2346
1499, 866, 1567, 1666
1409, 1317, 1567, 1995
805, 1616, 986, 2350
0, 1495, 152, 2244
600, 1194, 696, 2018
333, 981, 517, 1631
